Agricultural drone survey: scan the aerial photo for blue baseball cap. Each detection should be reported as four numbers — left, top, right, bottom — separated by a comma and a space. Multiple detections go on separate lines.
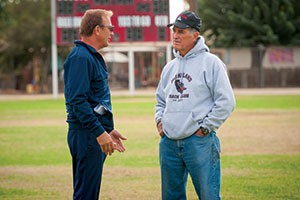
167, 10, 202, 32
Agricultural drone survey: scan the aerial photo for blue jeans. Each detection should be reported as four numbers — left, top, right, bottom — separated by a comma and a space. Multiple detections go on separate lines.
159, 132, 221, 200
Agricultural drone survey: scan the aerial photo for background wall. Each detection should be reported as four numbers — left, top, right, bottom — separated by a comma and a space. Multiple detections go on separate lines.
213, 47, 300, 88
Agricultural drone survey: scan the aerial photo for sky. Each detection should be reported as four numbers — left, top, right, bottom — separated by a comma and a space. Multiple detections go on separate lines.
169, 0, 186, 23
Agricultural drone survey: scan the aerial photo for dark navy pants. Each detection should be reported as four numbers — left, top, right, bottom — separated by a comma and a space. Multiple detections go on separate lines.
67, 126, 106, 200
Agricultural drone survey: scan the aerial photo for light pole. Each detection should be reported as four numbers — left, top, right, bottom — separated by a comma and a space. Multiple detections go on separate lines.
51, 0, 58, 99
186, 0, 198, 14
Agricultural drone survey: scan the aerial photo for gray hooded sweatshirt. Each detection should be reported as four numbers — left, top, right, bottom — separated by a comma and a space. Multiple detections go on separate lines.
155, 36, 236, 140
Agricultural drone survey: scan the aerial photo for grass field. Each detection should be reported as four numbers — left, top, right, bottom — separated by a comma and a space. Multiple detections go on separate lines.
0, 92, 300, 199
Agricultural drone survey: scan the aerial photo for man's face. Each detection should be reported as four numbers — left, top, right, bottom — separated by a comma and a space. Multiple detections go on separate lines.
96, 16, 114, 48
171, 26, 199, 56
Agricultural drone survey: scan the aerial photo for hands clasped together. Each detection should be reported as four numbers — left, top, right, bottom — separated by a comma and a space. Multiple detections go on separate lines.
97, 130, 127, 155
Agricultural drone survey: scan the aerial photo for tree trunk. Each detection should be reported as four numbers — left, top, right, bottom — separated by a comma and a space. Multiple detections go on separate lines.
250, 45, 266, 87
40, 49, 51, 93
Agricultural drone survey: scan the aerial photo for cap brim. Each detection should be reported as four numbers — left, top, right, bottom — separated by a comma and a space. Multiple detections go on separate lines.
167, 21, 190, 29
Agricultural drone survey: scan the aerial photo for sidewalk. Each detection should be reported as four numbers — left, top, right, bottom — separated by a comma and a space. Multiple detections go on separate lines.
0, 87, 299, 100
111, 87, 300, 96
233, 87, 300, 95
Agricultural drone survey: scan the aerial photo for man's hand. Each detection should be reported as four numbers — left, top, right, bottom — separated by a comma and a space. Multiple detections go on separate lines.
97, 132, 115, 155
194, 128, 206, 137
109, 130, 127, 152
157, 121, 164, 137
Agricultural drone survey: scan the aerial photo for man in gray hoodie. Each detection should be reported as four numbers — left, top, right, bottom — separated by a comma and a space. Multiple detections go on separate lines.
155, 10, 235, 200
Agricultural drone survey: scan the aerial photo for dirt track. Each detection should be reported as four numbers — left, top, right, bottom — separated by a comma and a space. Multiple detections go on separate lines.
0, 87, 300, 100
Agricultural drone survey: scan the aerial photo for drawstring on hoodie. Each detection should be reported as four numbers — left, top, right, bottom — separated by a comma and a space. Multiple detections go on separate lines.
176, 37, 207, 85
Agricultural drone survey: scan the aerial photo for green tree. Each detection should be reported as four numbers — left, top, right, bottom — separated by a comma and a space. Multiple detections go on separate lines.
0, 0, 9, 60
0, 0, 50, 91
199, 0, 300, 68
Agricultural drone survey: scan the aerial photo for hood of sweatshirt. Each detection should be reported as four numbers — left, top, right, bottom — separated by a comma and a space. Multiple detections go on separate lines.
173, 36, 209, 59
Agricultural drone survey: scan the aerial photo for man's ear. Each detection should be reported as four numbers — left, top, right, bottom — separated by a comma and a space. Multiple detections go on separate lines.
94, 25, 100, 35
193, 31, 200, 40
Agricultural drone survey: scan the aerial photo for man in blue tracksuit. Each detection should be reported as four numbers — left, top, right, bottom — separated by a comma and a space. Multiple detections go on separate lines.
155, 11, 236, 200
64, 9, 126, 200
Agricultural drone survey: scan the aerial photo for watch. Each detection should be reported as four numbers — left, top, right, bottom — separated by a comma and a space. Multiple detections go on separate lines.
200, 127, 210, 135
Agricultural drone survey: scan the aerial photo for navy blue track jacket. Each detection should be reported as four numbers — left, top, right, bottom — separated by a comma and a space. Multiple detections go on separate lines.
64, 40, 114, 137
